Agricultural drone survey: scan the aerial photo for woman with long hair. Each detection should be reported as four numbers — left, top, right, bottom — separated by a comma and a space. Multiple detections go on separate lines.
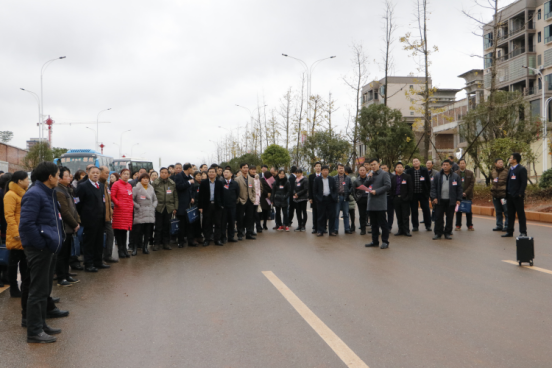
149, 171, 158, 183
293, 168, 309, 232
109, 173, 120, 189
72, 170, 86, 189
111, 169, 134, 258
259, 171, 273, 230
3, 171, 29, 297
272, 169, 290, 232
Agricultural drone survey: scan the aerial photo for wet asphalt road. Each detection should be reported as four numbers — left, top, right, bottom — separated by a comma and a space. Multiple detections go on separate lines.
1, 212, 552, 368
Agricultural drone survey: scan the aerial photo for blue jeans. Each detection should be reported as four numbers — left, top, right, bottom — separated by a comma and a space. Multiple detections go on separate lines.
492, 197, 508, 229
71, 226, 84, 257
335, 195, 350, 232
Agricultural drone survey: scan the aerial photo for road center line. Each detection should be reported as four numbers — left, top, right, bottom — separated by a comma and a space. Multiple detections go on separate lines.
262, 271, 369, 368
502, 260, 552, 275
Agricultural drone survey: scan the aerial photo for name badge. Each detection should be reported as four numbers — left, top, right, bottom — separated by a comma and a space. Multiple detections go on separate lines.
297, 183, 301, 187
462, 178, 465, 182
58, 212, 62, 220
511, 175, 516, 180
342, 182, 346, 185
107, 188, 111, 194
224, 185, 229, 189
103, 195, 106, 203
401, 180, 406, 184
248, 184, 253, 188
494, 178, 498, 183
74, 197, 80, 204
127, 190, 132, 195
166, 190, 172, 194
140, 195, 146, 200
368, 186, 373, 191
197, 189, 200, 193
279, 185, 284, 189
420, 177, 425, 181
452, 181, 457, 186
430, 177, 434, 181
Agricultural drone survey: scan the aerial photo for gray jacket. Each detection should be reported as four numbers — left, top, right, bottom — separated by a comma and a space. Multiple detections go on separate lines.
366, 169, 391, 211
133, 182, 158, 224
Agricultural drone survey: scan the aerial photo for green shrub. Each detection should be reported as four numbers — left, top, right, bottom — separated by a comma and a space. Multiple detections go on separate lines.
539, 168, 552, 189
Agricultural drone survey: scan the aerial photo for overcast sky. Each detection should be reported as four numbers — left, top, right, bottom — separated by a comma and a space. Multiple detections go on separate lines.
0, 0, 515, 168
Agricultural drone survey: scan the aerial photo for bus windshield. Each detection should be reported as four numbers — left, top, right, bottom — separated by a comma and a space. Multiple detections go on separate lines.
59, 156, 97, 173
130, 161, 153, 173
113, 161, 129, 173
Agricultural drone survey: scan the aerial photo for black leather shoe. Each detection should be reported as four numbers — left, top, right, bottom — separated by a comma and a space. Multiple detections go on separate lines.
432, 235, 442, 240
405, 232, 412, 237
316, 233, 323, 237
85, 267, 98, 273
257, 229, 263, 233
51, 297, 60, 303
43, 325, 62, 335
47, 308, 69, 319
10, 288, 22, 298
360, 230, 366, 235
177, 243, 184, 248
501, 233, 514, 238
492, 227, 503, 231
103, 257, 118, 263
214, 241, 223, 246
312, 230, 317, 234
329, 232, 337, 236
238, 236, 243, 241
444, 234, 453, 240
188, 241, 198, 247
380, 243, 389, 249
520, 233, 528, 237
251, 232, 257, 236
27, 332, 56, 344
203, 241, 210, 247
345, 230, 353, 234
365, 242, 379, 247
394, 232, 403, 236
228, 238, 238, 243
426, 228, 432, 232
412, 227, 419, 232
68, 272, 77, 277
246, 235, 256, 240
95, 264, 110, 269
70, 263, 84, 271
66, 276, 79, 284
57, 279, 72, 287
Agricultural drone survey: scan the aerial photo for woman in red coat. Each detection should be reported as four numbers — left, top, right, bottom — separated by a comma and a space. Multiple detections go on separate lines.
111, 169, 134, 258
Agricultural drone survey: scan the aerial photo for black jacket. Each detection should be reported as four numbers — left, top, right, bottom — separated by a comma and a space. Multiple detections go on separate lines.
430, 170, 463, 206
260, 176, 273, 211
308, 173, 321, 201
198, 179, 224, 209
293, 176, 308, 202
390, 173, 413, 202
506, 164, 528, 197
174, 172, 194, 215
288, 173, 297, 197
333, 174, 353, 198
190, 182, 200, 204
222, 179, 240, 208
272, 176, 290, 208
406, 167, 431, 198
313, 175, 338, 203
353, 175, 370, 201
76, 180, 106, 226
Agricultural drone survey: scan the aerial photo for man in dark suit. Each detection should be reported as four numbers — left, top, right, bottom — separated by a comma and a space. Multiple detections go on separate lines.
406, 158, 432, 232
288, 166, 297, 226
198, 167, 224, 246
308, 162, 322, 234
313, 165, 338, 236
502, 152, 528, 237
174, 163, 197, 247
75, 166, 108, 272
221, 168, 240, 243
390, 162, 413, 236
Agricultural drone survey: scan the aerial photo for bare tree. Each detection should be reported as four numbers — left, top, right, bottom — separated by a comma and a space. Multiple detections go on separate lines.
342, 43, 370, 170
294, 74, 306, 165
278, 88, 293, 151
382, 0, 397, 107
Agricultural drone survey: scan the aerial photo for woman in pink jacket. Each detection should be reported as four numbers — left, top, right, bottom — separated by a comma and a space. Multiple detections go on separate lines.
110, 169, 134, 258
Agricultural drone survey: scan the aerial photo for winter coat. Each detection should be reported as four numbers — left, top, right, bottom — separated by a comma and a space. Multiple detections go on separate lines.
152, 177, 178, 214
19, 181, 65, 254
133, 182, 158, 224
111, 179, 134, 230
292, 176, 308, 203
3, 182, 26, 250
260, 176, 273, 211
490, 166, 508, 199
333, 174, 353, 198
366, 169, 391, 211
235, 174, 256, 204
455, 169, 475, 200
190, 182, 200, 205
353, 175, 370, 201
253, 175, 261, 206
272, 176, 290, 208
55, 183, 81, 234
430, 170, 463, 206
100, 179, 113, 222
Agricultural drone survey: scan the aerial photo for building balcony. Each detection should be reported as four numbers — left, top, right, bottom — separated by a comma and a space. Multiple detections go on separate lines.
497, 47, 528, 64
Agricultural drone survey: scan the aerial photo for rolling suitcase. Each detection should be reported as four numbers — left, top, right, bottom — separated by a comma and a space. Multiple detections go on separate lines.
516, 236, 534, 266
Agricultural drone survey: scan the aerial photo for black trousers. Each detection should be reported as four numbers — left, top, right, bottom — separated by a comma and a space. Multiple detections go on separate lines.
393, 196, 410, 234
434, 200, 455, 236
357, 197, 368, 231
154, 209, 171, 245
411, 193, 431, 230
387, 195, 394, 231
288, 200, 296, 225
177, 214, 193, 244
25, 248, 56, 336
254, 205, 262, 231
236, 200, 255, 236
317, 197, 336, 234
370, 211, 389, 245
83, 220, 105, 267
135, 223, 153, 248
507, 195, 527, 234
295, 201, 308, 228
311, 201, 318, 230
455, 211, 473, 227
9, 249, 27, 292
222, 206, 237, 240
56, 235, 72, 280
203, 203, 223, 242
349, 208, 355, 228
275, 206, 289, 227
114, 229, 128, 251
103, 222, 114, 260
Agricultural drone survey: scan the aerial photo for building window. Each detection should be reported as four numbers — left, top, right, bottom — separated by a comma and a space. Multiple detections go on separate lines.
539, 54, 542, 66
539, 32, 542, 43
410, 112, 414, 115
409, 85, 413, 89
484, 52, 493, 68
546, 74, 552, 90
374, 91, 378, 100
546, 1, 552, 20
539, 9, 542, 20
484, 32, 493, 49
545, 25, 552, 43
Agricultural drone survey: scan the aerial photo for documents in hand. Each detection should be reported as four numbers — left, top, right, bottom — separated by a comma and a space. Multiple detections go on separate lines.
357, 184, 371, 192
265, 176, 275, 188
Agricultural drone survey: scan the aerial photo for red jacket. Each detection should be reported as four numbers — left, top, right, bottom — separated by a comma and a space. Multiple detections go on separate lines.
111, 180, 134, 230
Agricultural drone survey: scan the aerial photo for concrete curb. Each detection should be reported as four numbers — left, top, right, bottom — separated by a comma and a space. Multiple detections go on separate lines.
471, 205, 552, 223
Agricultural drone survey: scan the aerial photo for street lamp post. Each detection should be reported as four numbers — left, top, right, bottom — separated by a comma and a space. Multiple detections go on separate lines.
119, 130, 131, 158
281, 54, 336, 123
96, 108, 112, 150
523, 65, 548, 172
40, 56, 66, 159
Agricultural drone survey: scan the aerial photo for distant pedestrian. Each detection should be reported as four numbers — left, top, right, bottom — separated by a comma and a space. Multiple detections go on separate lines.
221, 168, 240, 243
308, 162, 322, 234
313, 165, 337, 236
381, 164, 394, 232
111, 169, 134, 258
288, 166, 297, 228
334, 164, 353, 234
249, 166, 263, 233
364, 158, 392, 249
455, 159, 475, 231
502, 153, 528, 238
345, 166, 356, 232
490, 158, 508, 232
431, 160, 463, 240
272, 169, 290, 232
353, 166, 370, 235
152, 168, 178, 250
174, 163, 197, 247
235, 163, 256, 240
132, 173, 158, 255
259, 171, 273, 230
292, 168, 308, 232
390, 162, 413, 237
198, 167, 224, 246
406, 158, 432, 232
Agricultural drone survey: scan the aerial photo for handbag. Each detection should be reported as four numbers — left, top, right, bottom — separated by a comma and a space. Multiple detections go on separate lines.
458, 200, 472, 213
0, 243, 9, 267
269, 208, 275, 221
170, 215, 180, 235
187, 206, 200, 224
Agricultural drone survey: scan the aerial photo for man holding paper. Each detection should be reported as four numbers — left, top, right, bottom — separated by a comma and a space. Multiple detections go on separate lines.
364, 158, 392, 249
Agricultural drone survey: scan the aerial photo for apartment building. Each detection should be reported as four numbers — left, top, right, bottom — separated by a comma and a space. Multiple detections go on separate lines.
483, 0, 551, 175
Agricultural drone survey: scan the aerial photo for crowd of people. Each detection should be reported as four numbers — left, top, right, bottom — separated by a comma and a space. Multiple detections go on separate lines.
0, 151, 528, 343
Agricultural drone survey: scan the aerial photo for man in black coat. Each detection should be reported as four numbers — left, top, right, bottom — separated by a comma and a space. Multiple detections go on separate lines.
406, 158, 432, 232
308, 162, 322, 234
174, 163, 196, 247
390, 162, 413, 236
221, 168, 240, 243
430, 160, 463, 240
288, 166, 297, 226
75, 166, 108, 272
313, 165, 338, 236
198, 167, 224, 246
502, 152, 528, 237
